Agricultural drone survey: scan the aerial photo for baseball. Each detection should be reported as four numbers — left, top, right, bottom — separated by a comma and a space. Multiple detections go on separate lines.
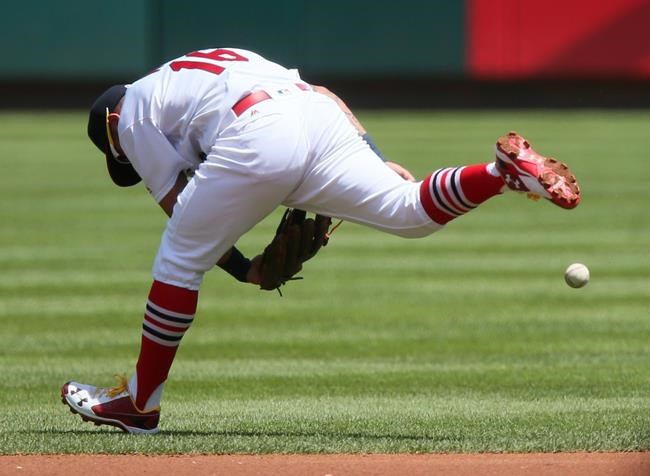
564, 263, 590, 288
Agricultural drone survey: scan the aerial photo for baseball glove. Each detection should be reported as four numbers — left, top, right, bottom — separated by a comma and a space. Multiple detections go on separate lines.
259, 209, 332, 293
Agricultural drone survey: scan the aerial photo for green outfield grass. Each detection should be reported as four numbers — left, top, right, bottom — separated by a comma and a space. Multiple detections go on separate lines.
1, 109, 649, 454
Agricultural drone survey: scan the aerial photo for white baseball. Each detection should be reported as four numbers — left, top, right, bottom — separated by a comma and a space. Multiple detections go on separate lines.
565, 263, 590, 288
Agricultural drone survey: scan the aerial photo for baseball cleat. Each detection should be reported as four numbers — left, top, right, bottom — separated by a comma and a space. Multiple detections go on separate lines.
495, 131, 581, 209
61, 375, 160, 434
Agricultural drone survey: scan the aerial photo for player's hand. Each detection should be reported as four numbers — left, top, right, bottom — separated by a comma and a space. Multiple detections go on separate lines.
386, 161, 416, 182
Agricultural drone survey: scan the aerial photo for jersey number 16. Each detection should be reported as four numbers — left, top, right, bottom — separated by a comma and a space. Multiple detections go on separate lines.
169, 49, 249, 75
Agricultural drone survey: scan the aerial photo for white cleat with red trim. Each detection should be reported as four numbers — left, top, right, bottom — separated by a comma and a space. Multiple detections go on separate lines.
61, 376, 160, 434
495, 131, 581, 209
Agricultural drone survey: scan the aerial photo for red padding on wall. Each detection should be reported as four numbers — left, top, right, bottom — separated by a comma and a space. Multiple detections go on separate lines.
467, 0, 650, 79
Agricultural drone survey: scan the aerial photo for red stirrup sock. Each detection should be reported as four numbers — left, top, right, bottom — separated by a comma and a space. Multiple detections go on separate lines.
419, 163, 505, 225
130, 280, 198, 411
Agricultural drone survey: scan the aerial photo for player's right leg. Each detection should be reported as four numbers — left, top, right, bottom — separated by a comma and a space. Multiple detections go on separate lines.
285, 94, 581, 236
284, 93, 502, 236
495, 131, 580, 209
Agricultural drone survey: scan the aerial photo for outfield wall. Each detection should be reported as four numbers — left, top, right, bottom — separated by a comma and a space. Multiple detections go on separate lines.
3, 0, 648, 81
467, 0, 650, 80
2, 1, 649, 108
0, 0, 464, 80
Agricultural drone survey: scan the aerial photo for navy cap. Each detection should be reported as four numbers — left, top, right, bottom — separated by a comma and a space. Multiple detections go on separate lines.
87, 85, 141, 187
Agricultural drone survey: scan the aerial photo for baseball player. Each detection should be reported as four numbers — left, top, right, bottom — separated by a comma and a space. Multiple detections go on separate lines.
61, 47, 581, 434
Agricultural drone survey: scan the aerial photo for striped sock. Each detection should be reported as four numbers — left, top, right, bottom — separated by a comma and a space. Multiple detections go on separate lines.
419, 163, 505, 225
130, 280, 198, 411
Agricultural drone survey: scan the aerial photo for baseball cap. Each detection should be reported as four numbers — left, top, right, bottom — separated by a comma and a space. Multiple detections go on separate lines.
87, 85, 141, 187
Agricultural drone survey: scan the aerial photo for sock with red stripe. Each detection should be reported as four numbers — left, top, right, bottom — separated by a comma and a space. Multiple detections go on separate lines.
419, 163, 505, 225
128, 280, 198, 411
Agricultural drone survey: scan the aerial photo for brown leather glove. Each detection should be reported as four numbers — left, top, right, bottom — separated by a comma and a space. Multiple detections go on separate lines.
259, 209, 332, 293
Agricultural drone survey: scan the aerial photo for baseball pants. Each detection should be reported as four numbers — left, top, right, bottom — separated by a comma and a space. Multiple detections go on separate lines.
153, 90, 441, 289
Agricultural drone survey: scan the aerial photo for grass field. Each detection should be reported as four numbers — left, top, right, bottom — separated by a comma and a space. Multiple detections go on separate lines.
0, 109, 649, 454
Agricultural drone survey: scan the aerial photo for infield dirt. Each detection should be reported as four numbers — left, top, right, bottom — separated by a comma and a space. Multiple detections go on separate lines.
2, 453, 650, 476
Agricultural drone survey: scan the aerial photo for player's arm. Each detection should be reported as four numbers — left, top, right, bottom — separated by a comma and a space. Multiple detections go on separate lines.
311, 85, 415, 182
311, 85, 367, 135
157, 172, 256, 284
158, 173, 187, 217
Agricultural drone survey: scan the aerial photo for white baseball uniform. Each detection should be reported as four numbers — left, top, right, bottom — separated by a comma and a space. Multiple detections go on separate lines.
117, 48, 441, 290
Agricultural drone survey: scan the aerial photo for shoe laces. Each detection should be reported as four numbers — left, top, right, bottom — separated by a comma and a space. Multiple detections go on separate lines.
96, 374, 129, 398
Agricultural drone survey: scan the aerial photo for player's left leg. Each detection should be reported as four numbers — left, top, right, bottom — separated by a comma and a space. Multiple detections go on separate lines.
62, 93, 313, 434
61, 277, 198, 434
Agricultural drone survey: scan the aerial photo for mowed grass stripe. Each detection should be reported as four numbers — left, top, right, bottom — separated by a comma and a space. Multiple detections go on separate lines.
0, 110, 649, 453
2, 396, 649, 453
7, 355, 645, 392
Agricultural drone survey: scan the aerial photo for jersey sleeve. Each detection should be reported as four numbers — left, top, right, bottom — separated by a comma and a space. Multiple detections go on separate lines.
119, 118, 191, 203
